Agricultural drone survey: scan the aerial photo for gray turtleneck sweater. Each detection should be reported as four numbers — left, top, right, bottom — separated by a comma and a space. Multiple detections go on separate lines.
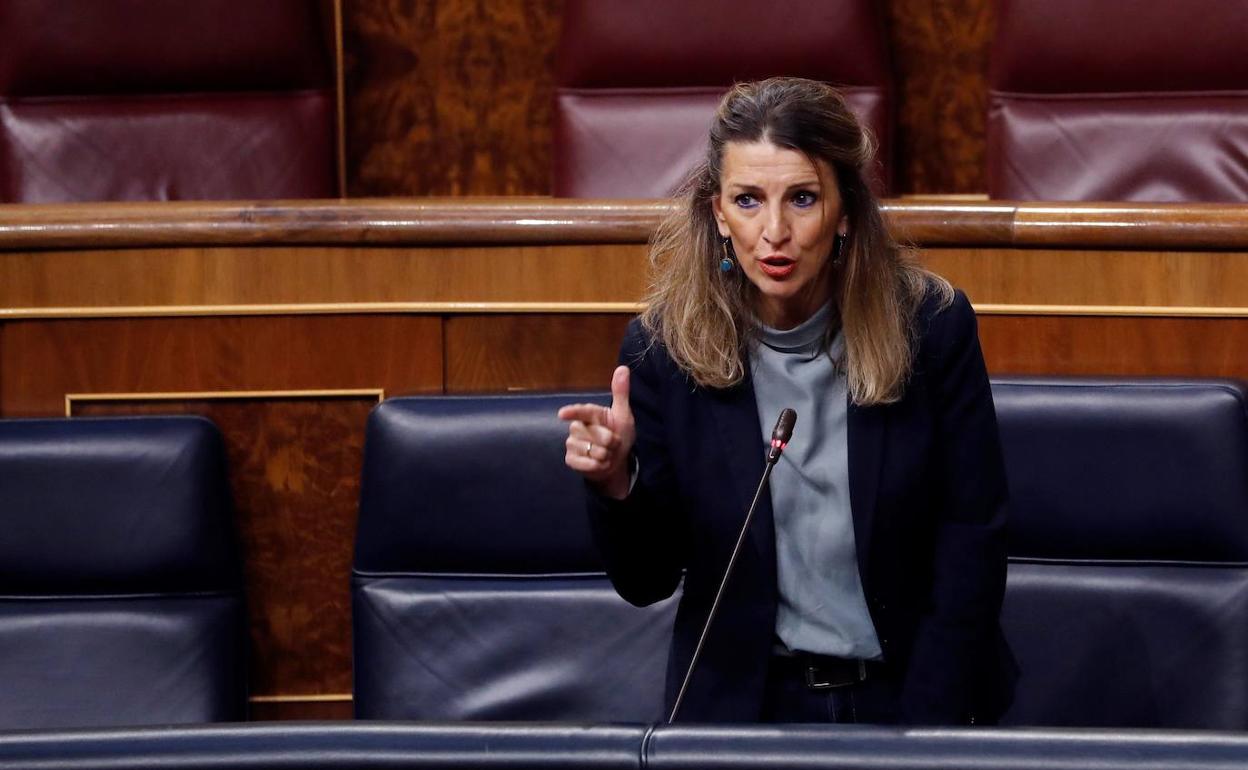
750, 303, 883, 660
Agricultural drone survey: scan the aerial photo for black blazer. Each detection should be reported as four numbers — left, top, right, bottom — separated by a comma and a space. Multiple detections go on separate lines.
588, 289, 1015, 724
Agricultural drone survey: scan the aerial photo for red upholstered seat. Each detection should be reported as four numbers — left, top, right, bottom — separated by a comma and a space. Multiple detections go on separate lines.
552, 0, 894, 198
988, 0, 1248, 202
0, 0, 336, 202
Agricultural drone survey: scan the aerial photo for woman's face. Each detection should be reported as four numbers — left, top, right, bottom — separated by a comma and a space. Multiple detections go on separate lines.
711, 140, 848, 330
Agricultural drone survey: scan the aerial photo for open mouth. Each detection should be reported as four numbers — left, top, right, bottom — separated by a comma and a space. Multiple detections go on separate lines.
758, 255, 796, 279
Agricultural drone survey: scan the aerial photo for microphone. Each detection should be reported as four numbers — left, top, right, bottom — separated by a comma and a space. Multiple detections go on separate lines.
667, 408, 797, 724
767, 408, 797, 463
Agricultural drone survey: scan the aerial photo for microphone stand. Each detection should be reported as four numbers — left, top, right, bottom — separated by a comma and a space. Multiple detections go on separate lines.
667, 409, 795, 724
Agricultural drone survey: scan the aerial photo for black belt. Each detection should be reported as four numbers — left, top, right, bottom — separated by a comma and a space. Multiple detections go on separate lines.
772, 652, 876, 690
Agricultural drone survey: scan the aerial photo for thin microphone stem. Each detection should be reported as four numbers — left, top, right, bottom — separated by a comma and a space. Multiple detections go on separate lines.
667, 456, 779, 724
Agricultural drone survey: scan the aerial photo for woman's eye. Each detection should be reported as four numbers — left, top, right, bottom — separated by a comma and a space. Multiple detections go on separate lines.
734, 194, 759, 209
792, 191, 818, 208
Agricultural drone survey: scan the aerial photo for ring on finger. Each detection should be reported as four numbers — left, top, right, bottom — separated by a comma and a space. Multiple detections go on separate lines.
584, 441, 593, 457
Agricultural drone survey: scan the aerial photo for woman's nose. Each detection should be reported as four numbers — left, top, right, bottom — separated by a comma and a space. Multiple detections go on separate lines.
761, 205, 791, 245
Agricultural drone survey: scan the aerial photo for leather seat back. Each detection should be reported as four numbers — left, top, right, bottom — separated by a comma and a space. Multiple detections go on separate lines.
352, 394, 677, 721
988, 0, 1248, 201
993, 378, 1248, 727
0, 416, 246, 729
553, 0, 894, 198
0, 0, 336, 202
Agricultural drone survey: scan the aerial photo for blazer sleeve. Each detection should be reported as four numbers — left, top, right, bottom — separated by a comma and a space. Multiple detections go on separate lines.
586, 319, 688, 607
900, 290, 1011, 724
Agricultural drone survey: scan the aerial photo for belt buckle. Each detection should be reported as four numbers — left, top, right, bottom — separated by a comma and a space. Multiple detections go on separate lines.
803, 658, 866, 690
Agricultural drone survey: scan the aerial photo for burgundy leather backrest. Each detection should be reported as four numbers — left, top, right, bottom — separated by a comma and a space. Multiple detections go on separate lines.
553, 0, 894, 198
988, 0, 1248, 202
0, 0, 336, 202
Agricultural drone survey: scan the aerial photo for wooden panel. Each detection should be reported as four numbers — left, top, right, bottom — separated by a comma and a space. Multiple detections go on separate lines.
885, 0, 993, 194
12, 242, 1248, 318
445, 314, 631, 392
5, 201, 1248, 319
249, 699, 354, 721
447, 314, 1248, 390
0, 243, 647, 315
73, 396, 375, 701
343, 0, 563, 196
979, 315, 1248, 378
0, 315, 441, 416
924, 248, 1248, 311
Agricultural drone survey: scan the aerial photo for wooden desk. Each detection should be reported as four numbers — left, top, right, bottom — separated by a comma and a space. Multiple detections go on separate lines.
2, 198, 1245, 718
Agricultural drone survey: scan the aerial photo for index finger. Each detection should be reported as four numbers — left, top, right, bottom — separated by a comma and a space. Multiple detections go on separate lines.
557, 403, 609, 425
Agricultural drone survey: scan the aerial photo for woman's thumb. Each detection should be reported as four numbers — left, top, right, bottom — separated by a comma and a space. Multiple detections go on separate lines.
610, 365, 631, 420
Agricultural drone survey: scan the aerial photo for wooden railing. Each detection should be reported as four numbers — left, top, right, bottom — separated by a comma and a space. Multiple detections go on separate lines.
3, 198, 1248, 249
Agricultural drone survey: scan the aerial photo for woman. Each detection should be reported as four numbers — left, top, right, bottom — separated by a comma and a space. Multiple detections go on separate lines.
559, 78, 1014, 725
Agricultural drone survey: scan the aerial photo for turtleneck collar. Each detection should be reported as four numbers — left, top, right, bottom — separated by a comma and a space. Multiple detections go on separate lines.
758, 301, 838, 355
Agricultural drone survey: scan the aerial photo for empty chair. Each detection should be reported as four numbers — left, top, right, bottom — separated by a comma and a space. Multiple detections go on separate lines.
0, 416, 246, 729
993, 377, 1248, 727
0, 0, 336, 202
552, 0, 894, 198
352, 394, 677, 721
988, 0, 1248, 201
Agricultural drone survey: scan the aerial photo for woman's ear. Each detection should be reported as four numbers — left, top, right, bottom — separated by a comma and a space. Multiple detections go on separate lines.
838, 214, 849, 237
711, 197, 731, 238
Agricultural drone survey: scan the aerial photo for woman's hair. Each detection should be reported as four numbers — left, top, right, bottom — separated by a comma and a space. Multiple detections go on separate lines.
640, 77, 952, 405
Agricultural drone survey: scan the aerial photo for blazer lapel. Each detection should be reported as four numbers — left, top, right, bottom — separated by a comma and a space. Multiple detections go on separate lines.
847, 399, 886, 580
706, 374, 775, 562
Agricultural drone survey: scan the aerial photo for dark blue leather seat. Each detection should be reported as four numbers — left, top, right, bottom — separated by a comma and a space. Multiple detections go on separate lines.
0, 722, 648, 770
0, 416, 246, 729
352, 394, 678, 720
353, 378, 1248, 728
645, 724, 1248, 770
992, 378, 1248, 727
7, 722, 1248, 769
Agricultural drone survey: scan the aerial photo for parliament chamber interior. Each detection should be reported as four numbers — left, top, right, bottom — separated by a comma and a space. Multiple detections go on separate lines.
1, 0, 1248, 767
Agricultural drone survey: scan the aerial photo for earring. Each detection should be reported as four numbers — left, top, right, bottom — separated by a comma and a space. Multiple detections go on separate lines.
719, 237, 735, 272
833, 233, 846, 262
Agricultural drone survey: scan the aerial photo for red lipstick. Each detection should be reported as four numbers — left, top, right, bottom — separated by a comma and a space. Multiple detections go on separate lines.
759, 254, 796, 279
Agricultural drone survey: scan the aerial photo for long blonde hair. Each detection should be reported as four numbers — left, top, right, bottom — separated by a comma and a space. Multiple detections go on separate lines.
641, 77, 951, 405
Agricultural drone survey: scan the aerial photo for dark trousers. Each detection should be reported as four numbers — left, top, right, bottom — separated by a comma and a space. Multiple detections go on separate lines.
760, 655, 902, 724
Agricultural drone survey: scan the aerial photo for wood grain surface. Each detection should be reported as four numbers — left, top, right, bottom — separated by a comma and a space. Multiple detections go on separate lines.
978, 315, 1248, 377
340, 0, 990, 195
884, 0, 993, 194
249, 699, 354, 720
7, 199, 1248, 251
0, 198, 668, 249
343, 0, 563, 196
445, 314, 631, 392
444, 313, 1248, 395
921, 248, 1248, 312
0, 242, 649, 314
0, 315, 441, 415
4, 201, 1248, 319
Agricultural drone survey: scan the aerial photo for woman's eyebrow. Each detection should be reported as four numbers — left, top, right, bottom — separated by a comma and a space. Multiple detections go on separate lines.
724, 179, 821, 190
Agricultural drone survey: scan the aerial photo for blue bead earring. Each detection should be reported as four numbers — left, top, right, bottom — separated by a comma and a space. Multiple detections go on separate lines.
719, 237, 735, 273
